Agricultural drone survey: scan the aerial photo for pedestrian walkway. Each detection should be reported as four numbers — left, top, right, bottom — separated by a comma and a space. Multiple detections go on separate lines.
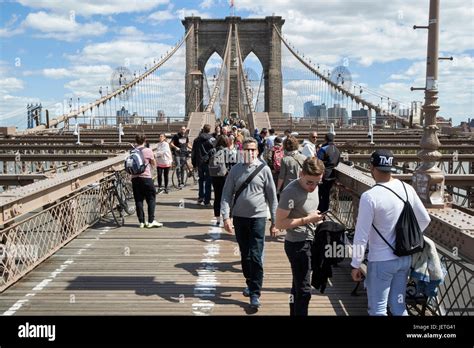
0, 184, 367, 316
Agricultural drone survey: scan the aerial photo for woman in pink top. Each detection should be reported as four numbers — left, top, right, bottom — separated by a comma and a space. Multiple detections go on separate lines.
156, 133, 172, 194
131, 134, 163, 228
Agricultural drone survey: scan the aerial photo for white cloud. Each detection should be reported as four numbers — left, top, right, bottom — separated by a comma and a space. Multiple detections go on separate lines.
16, 0, 169, 16
43, 68, 72, 79
58, 45, 187, 117
23, 11, 108, 41
0, 94, 42, 128
3, 0, 471, 127
232, 0, 472, 123
67, 40, 173, 68
175, 8, 212, 19
200, 0, 215, 9
118, 26, 144, 37
113, 25, 173, 41
383, 55, 474, 124
145, 7, 213, 24
0, 77, 24, 94
235, 0, 472, 67
54, 65, 114, 99
0, 27, 24, 37
147, 10, 176, 23
0, 62, 38, 128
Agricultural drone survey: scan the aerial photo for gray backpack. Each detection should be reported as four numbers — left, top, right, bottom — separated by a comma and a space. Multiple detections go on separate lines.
209, 149, 227, 177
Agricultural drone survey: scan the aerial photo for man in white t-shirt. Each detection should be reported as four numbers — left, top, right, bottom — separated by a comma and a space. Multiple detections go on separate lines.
301, 131, 318, 158
350, 149, 431, 316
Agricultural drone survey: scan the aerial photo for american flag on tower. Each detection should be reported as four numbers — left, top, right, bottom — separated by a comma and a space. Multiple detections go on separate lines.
230, 0, 234, 8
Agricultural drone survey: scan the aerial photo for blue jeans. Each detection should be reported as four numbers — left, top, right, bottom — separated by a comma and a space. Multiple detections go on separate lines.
366, 255, 411, 316
198, 164, 212, 204
233, 216, 266, 297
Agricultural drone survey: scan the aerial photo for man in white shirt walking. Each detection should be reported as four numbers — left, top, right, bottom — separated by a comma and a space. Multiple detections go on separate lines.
351, 150, 431, 316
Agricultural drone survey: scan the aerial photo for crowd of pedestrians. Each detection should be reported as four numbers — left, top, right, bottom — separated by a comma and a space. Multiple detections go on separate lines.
127, 120, 433, 317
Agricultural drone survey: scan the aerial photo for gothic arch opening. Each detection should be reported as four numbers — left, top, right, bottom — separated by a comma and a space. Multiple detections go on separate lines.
203, 52, 224, 118
243, 52, 265, 112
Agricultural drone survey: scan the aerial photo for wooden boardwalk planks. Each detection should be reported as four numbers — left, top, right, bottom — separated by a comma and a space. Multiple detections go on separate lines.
0, 183, 367, 316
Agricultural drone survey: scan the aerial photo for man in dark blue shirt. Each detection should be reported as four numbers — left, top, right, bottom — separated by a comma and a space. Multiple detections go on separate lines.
316, 133, 340, 212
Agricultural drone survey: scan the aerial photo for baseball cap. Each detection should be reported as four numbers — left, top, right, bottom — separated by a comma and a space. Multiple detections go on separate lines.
370, 149, 397, 173
325, 133, 335, 142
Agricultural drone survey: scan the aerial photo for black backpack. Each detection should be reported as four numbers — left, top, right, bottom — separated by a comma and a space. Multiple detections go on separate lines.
199, 137, 215, 164
372, 183, 424, 256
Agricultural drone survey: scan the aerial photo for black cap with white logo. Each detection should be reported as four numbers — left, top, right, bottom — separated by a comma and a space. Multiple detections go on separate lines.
370, 149, 397, 173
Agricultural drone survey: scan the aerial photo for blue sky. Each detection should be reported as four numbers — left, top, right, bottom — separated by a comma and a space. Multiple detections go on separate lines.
0, 0, 472, 129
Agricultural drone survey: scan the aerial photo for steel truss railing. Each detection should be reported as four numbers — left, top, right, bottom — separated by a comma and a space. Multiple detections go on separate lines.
0, 172, 129, 292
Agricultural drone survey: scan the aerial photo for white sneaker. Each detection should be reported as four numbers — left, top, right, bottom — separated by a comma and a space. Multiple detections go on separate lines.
139, 223, 145, 228
147, 220, 163, 228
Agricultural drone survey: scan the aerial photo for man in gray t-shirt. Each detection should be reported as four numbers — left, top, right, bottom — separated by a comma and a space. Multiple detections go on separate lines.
275, 157, 326, 316
278, 180, 319, 243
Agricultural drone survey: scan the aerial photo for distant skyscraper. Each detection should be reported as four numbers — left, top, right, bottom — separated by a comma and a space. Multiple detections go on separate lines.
351, 108, 370, 126
303, 101, 328, 122
314, 104, 328, 122
116, 106, 131, 124
375, 110, 387, 126
411, 101, 422, 125
304, 101, 313, 117
328, 103, 348, 125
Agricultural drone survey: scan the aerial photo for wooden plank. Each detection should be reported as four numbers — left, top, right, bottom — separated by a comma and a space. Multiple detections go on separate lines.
0, 183, 367, 316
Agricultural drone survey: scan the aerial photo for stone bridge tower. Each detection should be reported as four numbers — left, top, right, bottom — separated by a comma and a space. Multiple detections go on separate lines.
182, 16, 284, 119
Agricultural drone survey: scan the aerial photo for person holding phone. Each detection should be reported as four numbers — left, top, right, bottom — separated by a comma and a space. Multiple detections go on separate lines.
275, 157, 326, 316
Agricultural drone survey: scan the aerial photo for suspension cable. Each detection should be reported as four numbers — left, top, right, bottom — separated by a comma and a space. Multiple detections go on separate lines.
274, 25, 420, 129
205, 24, 233, 113
26, 26, 194, 133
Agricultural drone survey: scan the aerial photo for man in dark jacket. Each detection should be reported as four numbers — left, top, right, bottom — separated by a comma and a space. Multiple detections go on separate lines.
316, 133, 340, 212
191, 124, 215, 206
254, 128, 268, 158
